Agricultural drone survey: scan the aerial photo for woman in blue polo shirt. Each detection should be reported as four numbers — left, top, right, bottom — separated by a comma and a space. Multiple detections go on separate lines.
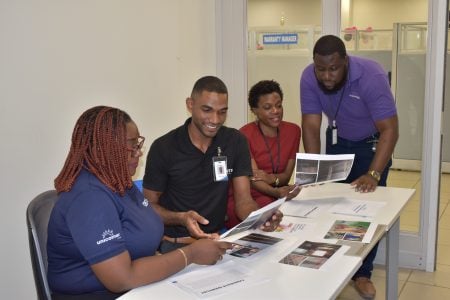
47, 106, 231, 299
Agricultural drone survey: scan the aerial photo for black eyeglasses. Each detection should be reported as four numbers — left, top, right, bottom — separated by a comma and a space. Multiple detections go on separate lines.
126, 136, 145, 155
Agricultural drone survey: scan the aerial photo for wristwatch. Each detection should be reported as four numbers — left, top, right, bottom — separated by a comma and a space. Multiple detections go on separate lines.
274, 176, 280, 187
367, 170, 381, 182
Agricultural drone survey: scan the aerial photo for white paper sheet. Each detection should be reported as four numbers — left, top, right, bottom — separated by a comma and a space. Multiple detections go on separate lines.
169, 261, 270, 298
281, 198, 337, 218
221, 197, 285, 238
294, 153, 354, 186
329, 198, 386, 218
277, 240, 350, 270
322, 219, 378, 244
261, 215, 317, 237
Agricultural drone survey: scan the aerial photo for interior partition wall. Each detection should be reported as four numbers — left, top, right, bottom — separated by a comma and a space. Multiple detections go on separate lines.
219, 0, 447, 271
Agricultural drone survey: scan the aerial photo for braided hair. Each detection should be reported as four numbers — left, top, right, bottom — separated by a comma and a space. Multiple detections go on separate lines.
55, 106, 133, 196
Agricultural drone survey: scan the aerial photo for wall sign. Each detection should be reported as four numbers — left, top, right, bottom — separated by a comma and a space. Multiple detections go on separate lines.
262, 33, 298, 45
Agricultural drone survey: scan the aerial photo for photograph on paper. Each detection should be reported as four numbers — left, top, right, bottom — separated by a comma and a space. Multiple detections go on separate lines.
324, 220, 373, 242
228, 233, 283, 258
221, 197, 285, 239
294, 153, 354, 186
279, 240, 342, 269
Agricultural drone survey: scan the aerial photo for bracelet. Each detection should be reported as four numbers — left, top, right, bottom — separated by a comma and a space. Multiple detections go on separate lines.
177, 248, 188, 267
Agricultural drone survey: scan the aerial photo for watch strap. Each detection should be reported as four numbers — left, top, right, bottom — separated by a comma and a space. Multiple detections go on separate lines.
367, 170, 381, 182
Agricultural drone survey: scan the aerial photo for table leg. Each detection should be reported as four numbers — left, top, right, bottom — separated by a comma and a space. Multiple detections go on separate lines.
386, 217, 399, 300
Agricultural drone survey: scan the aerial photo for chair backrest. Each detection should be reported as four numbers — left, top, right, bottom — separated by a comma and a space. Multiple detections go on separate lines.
26, 190, 58, 300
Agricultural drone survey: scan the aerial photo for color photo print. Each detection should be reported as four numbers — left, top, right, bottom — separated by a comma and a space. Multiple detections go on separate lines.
324, 220, 371, 242
279, 240, 341, 269
228, 233, 283, 258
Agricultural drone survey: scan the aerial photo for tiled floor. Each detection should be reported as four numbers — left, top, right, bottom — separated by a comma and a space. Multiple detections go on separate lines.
337, 170, 450, 299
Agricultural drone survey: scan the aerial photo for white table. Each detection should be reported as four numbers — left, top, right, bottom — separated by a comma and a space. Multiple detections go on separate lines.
119, 183, 414, 300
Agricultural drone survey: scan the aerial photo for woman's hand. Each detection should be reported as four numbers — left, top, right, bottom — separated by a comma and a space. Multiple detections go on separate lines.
185, 240, 232, 265
274, 185, 301, 200
251, 168, 273, 184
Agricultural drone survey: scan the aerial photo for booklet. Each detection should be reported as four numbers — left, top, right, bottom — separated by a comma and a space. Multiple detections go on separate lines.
294, 153, 354, 186
227, 233, 283, 258
279, 240, 342, 269
220, 197, 285, 239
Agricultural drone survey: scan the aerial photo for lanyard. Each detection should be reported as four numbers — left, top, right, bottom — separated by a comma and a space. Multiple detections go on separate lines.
331, 65, 350, 128
331, 85, 346, 128
257, 122, 280, 174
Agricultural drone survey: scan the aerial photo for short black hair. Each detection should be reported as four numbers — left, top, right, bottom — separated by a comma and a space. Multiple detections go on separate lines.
191, 76, 228, 98
248, 80, 283, 108
313, 35, 347, 58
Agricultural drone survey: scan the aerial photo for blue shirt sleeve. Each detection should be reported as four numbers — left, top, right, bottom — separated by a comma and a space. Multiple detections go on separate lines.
66, 189, 127, 265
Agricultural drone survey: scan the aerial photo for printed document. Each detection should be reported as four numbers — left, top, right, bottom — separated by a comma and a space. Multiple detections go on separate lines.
273, 216, 316, 234
329, 198, 386, 218
324, 220, 377, 243
294, 153, 354, 186
278, 240, 343, 270
227, 233, 283, 258
170, 261, 269, 298
221, 197, 285, 238
281, 197, 338, 218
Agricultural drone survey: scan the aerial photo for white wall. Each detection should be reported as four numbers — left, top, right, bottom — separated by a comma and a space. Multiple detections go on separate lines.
248, 0, 428, 29
351, 0, 427, 29
248, 0, 321, 27
0, 1, 218, 298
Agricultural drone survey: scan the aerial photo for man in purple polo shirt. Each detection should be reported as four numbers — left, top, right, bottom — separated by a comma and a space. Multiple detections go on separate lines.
300, 35, 398, 299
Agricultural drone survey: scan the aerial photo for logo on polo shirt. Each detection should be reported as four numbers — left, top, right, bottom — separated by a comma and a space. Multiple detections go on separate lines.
142, 199, 149, 207
96, 229, 121, 245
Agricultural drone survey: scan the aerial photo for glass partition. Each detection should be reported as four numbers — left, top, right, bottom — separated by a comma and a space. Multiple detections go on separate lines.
389, 23, 429, 233
341, 28, 393, 51
247, 25, 321, 129
247, 0, 322, 130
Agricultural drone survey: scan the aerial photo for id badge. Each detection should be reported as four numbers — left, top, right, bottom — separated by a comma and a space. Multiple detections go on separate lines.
332, 126, 338, 145
212, 156, 228, 182
331, 120, 338, 145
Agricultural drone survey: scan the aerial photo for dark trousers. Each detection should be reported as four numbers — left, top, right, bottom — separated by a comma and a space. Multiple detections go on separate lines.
158, 240, 188, 254
326, 129, 392, 279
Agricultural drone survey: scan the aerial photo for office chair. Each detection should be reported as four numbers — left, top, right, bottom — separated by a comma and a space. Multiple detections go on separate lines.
26, 190, 58, 300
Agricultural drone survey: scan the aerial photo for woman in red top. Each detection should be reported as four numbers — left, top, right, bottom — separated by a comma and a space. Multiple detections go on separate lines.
226, 80, 301, 228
